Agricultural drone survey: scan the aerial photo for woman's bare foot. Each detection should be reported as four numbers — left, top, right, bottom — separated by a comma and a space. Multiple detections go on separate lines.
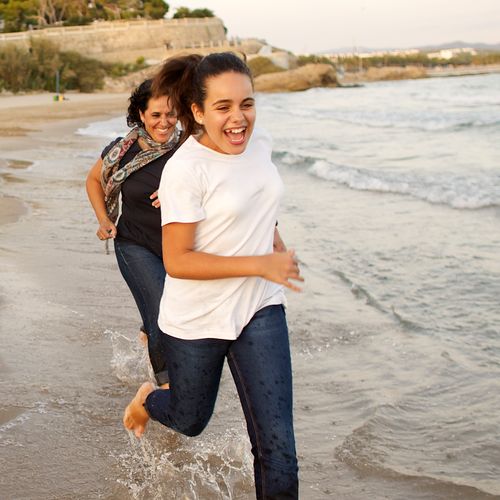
123, 382, 155, 438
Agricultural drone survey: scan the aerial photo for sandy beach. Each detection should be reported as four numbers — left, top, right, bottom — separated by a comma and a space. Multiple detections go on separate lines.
0, 92, 130, 137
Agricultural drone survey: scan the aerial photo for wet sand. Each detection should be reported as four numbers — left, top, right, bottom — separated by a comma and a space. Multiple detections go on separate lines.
0, 195, 27, 224
0, 94, 135, 498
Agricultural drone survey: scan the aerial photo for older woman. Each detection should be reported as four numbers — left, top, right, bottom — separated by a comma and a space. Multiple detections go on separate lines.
86, 79, 179, 386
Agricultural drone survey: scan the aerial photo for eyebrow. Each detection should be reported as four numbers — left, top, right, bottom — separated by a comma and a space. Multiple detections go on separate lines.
211, 97, 255, 106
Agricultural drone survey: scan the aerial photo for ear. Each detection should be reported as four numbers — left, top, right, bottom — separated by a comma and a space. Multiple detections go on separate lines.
191, 103, 204, 125
139, 109, 145, 124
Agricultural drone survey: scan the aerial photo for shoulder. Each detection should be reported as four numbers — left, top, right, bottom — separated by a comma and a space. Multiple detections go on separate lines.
100, 137, 123, 159
164, 136, 210, 175
161, 138, 203, 183
169, 136, 205, 162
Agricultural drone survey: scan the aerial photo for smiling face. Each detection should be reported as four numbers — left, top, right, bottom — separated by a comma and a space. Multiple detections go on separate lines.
139, 95, 177, 143
191, 71, 256, 155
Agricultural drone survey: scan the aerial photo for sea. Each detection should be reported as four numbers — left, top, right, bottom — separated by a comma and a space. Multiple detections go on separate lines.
1, 73, 499, 499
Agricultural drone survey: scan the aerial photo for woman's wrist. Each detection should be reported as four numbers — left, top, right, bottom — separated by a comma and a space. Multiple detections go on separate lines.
97, 213, 111, 225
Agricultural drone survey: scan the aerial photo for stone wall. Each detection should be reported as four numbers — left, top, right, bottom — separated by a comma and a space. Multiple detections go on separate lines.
0, 17, 226, 62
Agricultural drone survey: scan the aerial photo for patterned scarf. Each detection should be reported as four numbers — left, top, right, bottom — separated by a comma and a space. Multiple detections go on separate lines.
100, 126, 180, 222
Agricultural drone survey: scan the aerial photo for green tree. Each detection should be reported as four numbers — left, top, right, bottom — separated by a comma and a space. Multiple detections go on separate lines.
0, 0, 38, 32
173, 6, 213, 18
142, 0, 168, 19
0, 0, 169, 30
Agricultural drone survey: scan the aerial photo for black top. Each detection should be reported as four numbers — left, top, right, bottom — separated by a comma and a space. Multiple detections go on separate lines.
101, 138, 176, 258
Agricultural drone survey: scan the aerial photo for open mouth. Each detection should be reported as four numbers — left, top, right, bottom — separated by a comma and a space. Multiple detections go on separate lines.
224, 126, 246, 145
156, 127, 171, 135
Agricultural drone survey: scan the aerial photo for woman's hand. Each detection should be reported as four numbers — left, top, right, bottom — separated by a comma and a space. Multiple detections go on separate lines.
261, 249, 304, 292
96, 217, 117, 240
150, 191, 160, 208
273, 227, 287, 252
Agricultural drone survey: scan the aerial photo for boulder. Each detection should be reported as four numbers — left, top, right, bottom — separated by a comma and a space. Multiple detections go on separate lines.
254, 63, 337, 92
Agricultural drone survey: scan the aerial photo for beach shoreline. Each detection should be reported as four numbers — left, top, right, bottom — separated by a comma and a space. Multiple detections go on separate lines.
0, 92, 129, 226
0, 92, 129, 137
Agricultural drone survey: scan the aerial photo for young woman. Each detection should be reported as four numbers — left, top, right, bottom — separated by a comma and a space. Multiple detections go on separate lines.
86, 79, 179, 386
123, 53, 303, 499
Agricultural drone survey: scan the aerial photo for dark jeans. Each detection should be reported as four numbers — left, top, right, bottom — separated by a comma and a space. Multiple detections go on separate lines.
145, 305, 298, 499
114, 238, 169, 385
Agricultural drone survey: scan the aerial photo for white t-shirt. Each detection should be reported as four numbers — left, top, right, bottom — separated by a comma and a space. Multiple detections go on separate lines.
157, 127, 285, 340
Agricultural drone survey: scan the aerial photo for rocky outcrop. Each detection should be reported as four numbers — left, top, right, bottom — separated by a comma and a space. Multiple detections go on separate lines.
254, 63, 337, 92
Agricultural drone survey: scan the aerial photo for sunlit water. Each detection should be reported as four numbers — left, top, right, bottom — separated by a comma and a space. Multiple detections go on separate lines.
1, 73, 499, 499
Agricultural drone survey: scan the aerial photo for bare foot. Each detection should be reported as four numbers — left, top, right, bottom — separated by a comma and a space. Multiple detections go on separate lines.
123, 382, 155, 438
138, 328, 148, 347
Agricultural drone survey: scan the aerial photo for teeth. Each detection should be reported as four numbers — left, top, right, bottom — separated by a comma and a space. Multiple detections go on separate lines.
227, 127, 245, 133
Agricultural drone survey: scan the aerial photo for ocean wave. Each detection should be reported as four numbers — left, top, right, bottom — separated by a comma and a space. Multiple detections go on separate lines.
332, 270, 424, 331
308, 160, 500, 209
323, 112, 500, 132
76, 116, 128, 139
272, 150, 317, 168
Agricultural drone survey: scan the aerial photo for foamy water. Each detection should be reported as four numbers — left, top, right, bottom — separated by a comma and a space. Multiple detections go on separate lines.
1, 73, 499, 499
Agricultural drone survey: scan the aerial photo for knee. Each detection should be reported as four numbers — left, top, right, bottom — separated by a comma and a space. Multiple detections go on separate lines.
176, 418, 210, 437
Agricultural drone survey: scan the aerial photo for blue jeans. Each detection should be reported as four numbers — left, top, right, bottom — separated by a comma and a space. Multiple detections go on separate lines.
145, 305, 298, 499
114, 238, 169, 385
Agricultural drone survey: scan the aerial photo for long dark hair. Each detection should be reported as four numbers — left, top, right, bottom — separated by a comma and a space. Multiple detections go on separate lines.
152, 52, 253, 143
127, 79, 154, 128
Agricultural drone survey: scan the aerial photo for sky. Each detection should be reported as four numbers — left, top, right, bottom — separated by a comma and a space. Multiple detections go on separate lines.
168, 0, 500, 53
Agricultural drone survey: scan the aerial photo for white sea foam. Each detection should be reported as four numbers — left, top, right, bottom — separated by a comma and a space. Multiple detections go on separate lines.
0, 402, 47, 437
76, 116, 128, 139
308, 159, 500, 209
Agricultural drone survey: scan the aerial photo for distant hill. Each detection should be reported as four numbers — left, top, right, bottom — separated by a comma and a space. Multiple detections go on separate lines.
415, 41, 500, 52
322, 41, 500, 54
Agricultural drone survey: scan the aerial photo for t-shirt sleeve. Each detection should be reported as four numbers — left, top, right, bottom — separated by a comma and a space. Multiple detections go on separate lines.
158, 160, 206, 226
100, 137, 122, 159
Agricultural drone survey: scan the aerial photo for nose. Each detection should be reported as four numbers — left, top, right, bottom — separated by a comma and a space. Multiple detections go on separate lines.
163, 115, 177, 125
230, 107, 245, 123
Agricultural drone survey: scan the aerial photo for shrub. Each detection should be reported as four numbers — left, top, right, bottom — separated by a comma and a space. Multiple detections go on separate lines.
297, 55, 335, 67
0, 38, 128, 93
0, 44, 31, 92
247, 57, 284, 78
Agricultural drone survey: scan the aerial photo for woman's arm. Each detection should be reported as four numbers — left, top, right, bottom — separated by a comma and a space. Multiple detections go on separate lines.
86, 158, 117, 240
162, 223, 303, 291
